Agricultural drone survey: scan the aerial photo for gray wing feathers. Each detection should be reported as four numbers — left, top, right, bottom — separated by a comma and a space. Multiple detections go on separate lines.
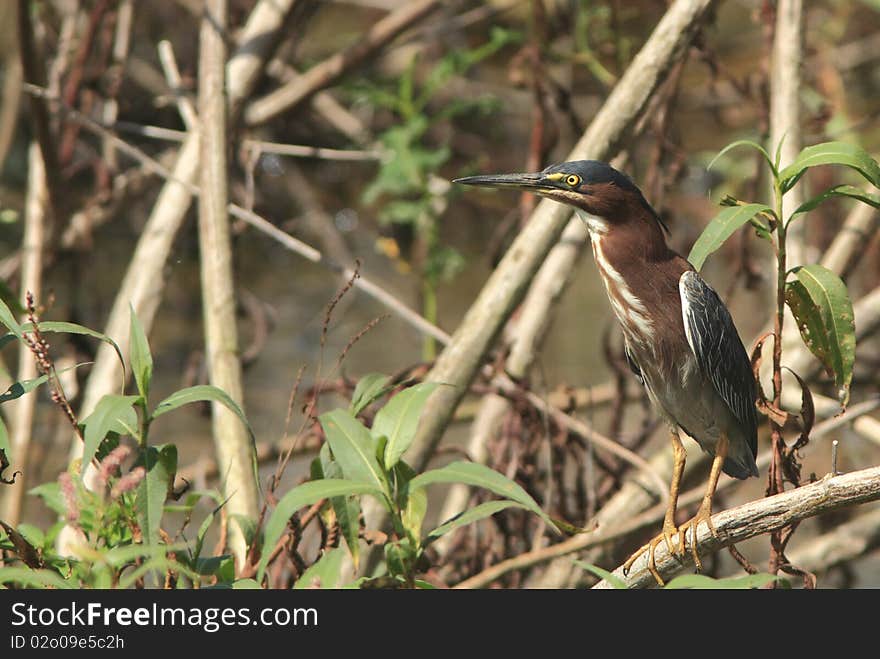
679, 271, 758, 459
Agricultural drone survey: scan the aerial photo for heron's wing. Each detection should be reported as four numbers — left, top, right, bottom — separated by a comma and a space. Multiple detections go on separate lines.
679, 271, 758, 457
624, 343, 644, 384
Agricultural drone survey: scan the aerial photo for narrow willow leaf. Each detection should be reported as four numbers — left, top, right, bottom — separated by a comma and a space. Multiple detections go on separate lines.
409, 461, 559, 532
790, 184, 880, 220
80, 395, 140, 472
25, 321, 125, 378
664, 573, 779, 589
293, 547, 346, 589
102, 541, 190, 567
193, 496, 230, 562
153, 385, 257, 487
0, 362, 91, 405
319, 454, 362, 569
426, 500, 523, 543
319, 409, 388, 495
401, 486, 427, 542
708, 139, 778, 178
258, 479, 382, 582
779, 141, 880, 193
129, 306, 153, 401
687, 204, 773, 271
349, 373, 391, 416
571, 559, 628, 590
0, 298, 22, 337
373, 382, 441, 468
785, 265, 855, 406
135, 444, 177, 546
153, 385, 253, 436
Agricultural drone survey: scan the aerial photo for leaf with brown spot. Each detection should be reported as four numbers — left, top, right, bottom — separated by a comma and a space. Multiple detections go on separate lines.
785, 265, 855, 409
0, 520, 43, 568
783, 367, 814, 453
750, 331, 774, 412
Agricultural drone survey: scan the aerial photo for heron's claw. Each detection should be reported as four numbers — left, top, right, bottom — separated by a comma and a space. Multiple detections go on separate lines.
622, 520, 683, 586
677, 502, 717, 572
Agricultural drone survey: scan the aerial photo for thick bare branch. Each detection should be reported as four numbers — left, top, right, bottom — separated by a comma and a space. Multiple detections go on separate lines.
769, 0, 806, 265
198, 0, 258, 567
593, 466, 880, 588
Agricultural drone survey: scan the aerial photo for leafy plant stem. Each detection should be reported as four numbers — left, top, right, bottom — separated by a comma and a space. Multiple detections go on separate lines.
768, 178, 787, 578
137, 401, 151, 450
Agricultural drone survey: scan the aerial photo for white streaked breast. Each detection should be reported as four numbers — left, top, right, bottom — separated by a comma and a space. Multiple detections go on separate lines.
591, 238, 654, 343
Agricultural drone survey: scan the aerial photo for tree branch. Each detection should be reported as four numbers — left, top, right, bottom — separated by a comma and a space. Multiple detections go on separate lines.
593, 466, 880, 588
243, 0, 442, 126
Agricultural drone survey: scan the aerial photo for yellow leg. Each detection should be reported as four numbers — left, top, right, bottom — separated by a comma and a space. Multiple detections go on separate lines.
622, 430, 687, 585
678, 433, 728, 572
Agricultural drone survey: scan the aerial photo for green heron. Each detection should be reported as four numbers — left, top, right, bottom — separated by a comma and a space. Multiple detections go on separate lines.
455, 160, 758, 584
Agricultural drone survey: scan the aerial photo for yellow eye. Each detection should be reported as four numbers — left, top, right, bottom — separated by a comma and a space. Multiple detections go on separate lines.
565, 174, 581, 187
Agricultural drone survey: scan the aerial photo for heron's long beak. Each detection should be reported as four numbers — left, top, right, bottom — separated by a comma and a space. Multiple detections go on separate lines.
453, 172, 552, 192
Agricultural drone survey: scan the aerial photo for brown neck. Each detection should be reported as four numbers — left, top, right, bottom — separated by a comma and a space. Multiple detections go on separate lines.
588, 204, 692, 359
596, 205, 672, 264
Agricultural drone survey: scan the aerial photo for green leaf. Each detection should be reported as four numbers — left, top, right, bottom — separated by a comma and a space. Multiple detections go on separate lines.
320, 451, 363, 568
258, 479, 383, 582
426, 500, 523, 543
231, 514, 258, 548
135, 444, 177, 546
319, 409, 388, 495
153, 385, 256, 486
0, 297, 22, 337
372, 382, 441, 469
153, 385, 253, 438
23, 321, 125, 379
789, 184, 880, 219
571, 559, 628, 590
664, 573, 779, 589
709, 139, 778, 178
129, 306, 153, 401
196, 555, 235, 583
193, 496, 230, 562
349, 373, 391, 416
410, 461, 558, 532
0, 567, 73, 589
0, 362, 91, 405
293, 547, 346, 589
785, 265, 856, 406
401, 486, 427, 542
80, 395, 139, 472
688, 204, 773, 271
779, 141, 880, 193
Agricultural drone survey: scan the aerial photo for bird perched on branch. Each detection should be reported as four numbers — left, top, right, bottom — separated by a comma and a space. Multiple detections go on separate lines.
455, 160, 758, 584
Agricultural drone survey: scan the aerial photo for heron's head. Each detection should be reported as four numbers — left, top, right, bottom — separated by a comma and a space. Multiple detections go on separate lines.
454, 160, 667, 233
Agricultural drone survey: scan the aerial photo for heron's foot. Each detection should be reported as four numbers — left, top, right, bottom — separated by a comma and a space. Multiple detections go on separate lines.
677, 502, 718, 572
622, 519, 683, 586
